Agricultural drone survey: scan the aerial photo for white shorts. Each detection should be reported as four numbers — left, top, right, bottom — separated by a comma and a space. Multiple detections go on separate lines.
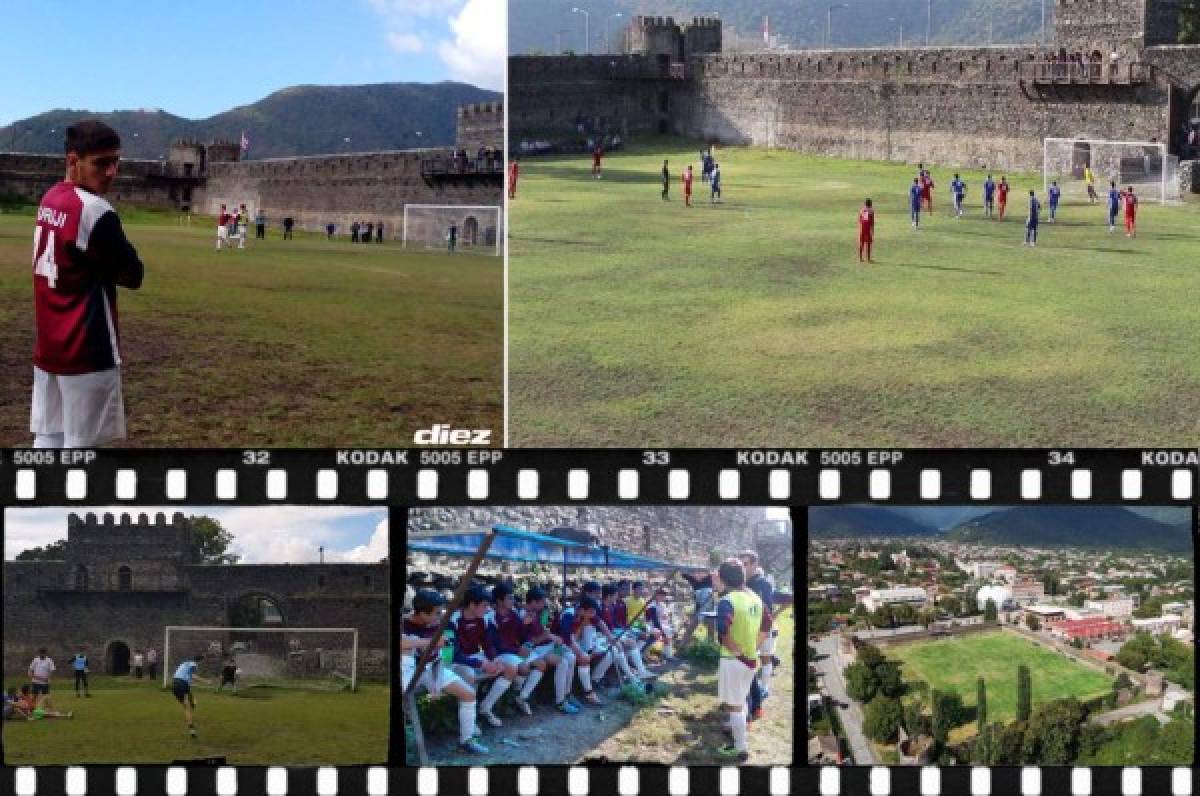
529, 643, 558, 660
759, 632, 777, 656
495, 653, 525, 668
217, 226, 228, 239
717, 657, 757, 706
403, 657, 462, 696
31, 366, 125, 446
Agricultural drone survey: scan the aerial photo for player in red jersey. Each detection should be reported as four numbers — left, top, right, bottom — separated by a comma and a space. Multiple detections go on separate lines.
1123, 186, 1138, 237
997, 177, 1010, 220
30, 121, 144, 449
919, 165, 934, 213
591, 143, 603, 179
682, 165, 694, 207
508, 158, 519, 199
216, 204, 230, 250
857, 199, 875, 263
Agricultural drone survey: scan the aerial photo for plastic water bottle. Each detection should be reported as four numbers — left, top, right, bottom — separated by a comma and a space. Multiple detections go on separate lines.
441, 629, 455, 666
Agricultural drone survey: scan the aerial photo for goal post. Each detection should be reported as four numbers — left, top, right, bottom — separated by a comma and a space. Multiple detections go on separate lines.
402, 204, 502, 255
1043, 137, 1178, 203
163, 626, 359, 692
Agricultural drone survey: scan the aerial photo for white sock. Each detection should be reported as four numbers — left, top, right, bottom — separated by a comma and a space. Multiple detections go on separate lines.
555, 654, 575, 703
731, 711, 748, 752
614, 648, 633, 678
664, 642, 674, 659
629, 645, 651, 677
578, 665, 592, 692
520, 669, 544, 701
458, 701, 477, 743
593, 652, 613, 682
33, 433, 65, 449
480, 677, 510, 714
762, 662, 773, 682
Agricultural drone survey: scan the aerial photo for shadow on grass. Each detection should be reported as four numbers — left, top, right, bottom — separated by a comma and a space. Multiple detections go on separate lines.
885, 261, 1006, 277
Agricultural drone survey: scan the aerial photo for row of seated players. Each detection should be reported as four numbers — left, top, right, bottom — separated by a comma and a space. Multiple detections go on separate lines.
402, 580, 678, 754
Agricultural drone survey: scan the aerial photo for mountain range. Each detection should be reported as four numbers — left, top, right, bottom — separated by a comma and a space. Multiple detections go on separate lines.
510, 0, 1057, 56
0, 82, 501, 160
810, 505, 1193, 552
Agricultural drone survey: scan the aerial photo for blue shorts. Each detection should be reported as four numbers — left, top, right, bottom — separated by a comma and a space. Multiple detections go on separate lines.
172, 679, 192, 703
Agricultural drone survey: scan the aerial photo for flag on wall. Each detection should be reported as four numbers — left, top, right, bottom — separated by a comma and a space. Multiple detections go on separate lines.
763, 16, 769, 46
240, 131, 250, 153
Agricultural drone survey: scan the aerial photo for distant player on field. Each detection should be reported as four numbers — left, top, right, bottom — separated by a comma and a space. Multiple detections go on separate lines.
908, 178, 922, 229
997, 176, 1010, 220
237, 204, 249, 248
31, 121, 145, 449
447, 223, 458, 254
1123, 186, 1138, 237
858, 199, 875, 263
508, 158, 519, 199
216, 204, 229, 249
920, 167, 934, 213
172, 656, 211, 738
1106, 181, 1121, 232
983, 175, 996, 218
1047, 181, 1061, 222
951, 174, 967, 218
591, 143, 604, 179
710, 162, 722, 204
216, 655, 239, 694
1084, 165, 1098, 203
661, 160, 670, 201
683, 165, 694, 207
1024, 190, 1041, 247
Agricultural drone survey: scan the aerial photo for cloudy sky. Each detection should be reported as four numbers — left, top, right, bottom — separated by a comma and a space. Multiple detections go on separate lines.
0, 0, 504, 126
4, 507, 388, 564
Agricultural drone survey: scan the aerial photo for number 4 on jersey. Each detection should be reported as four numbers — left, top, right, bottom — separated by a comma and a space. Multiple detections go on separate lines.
32, 226, 59, 288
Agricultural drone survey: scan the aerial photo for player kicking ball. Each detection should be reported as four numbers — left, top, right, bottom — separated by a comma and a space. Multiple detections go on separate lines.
172, 656, 212, 738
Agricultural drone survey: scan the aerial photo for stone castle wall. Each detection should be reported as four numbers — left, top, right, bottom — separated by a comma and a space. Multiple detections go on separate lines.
3, 514, 390, 678
456, 102, 505, 151
0, 155, 183, 207
407, 506, 768, 568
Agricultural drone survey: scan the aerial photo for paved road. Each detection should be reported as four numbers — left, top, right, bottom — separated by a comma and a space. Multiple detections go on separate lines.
812, 635, 878, 765
1093, 701, 1171, 726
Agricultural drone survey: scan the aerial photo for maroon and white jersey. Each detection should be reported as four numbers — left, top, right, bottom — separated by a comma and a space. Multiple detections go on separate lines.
32, 181, 143, 374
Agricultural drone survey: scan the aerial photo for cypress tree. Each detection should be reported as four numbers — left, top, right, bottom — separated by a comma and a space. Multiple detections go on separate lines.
976, 677, 987, 730
1016, 664, 1032, 722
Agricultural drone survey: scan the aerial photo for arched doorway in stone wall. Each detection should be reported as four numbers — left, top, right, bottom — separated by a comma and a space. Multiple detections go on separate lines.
462, 216, 480, 246
107, 641, 130, 675
1186, 86, 1200, 158
229, 592, 286, 628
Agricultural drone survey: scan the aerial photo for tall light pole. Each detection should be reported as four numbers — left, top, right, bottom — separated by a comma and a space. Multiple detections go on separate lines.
926, 0, 932, 46
606, 12, 623, 54
826, 4, 847, 48
1041, 0, 1047, 45
889, 16, 904, 47
572, 7, 591, 54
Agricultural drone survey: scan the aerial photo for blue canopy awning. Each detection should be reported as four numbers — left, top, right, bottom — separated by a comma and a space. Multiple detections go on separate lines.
407, 523, 676, 571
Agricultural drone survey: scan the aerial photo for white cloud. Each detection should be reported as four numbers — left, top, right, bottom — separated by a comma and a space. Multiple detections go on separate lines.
437, 0, 505, 89
4, 506, 388, 564
386, 32, 426, 53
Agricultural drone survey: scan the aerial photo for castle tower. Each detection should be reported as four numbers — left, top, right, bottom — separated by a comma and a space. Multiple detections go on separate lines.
168, 138, 205, 176
625, 16, 685, 61
683, 16, 722, 59
206, 139, 242, 164
64, 511, 196, 591
1054, 0, 1184, 57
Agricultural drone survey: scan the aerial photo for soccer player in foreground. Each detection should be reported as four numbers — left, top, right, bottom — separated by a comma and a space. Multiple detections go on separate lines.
997, 176, 1010, 220
857, 199, 875, 263
683, 165, 694, 207
403, 590, 488, 754
983, 175, 996, 218
951, 174, 966, 218
559, 594, 612, 705
1024, 189, 1041, 247
1048, 181, 1061, 222
508, 158, 519, 200
1123, 186, 1138, 237
908, 178, 922, 229
172, 656, 212, 738
1107, 181, 1122, 232
31, 121, 145, 449
714, 558, 764, 763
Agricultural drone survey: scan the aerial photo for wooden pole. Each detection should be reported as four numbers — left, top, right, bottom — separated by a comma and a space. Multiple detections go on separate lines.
402, 527, 498, 765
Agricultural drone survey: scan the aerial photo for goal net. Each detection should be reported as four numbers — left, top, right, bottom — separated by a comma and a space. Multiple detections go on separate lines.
1044, 138, 1179, 203
402, 204, 502, 255
163, 626, 359, 692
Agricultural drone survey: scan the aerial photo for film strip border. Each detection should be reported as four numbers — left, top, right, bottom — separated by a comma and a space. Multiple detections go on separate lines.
0, 449, 1195, 505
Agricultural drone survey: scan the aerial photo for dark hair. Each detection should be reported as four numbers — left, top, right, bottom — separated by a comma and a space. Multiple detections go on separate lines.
65, 120, 121, 157
632, 581, 645, 590
718, 558, 745, 589
526, 587, 547, 603
413, 589, 445, 614
580, 596, 600, 613
602, 583, 618, 597
582, 580, 601, 595
465, 586, 491, 607
492, 583, 513, 603
617, 579, 631, 590
865, 199, 872, 207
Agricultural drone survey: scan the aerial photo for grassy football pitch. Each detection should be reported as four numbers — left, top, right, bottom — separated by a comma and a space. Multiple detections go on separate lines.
509, 140, 1200, 446
2, 675, 389, 764
886, 630, 1113, 726
0, 208, 501, 446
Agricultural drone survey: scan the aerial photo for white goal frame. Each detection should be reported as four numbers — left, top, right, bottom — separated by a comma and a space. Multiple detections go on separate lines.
1043, 137, 1177, 203
402, 204, 502, 255
163, 626, 359, 691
